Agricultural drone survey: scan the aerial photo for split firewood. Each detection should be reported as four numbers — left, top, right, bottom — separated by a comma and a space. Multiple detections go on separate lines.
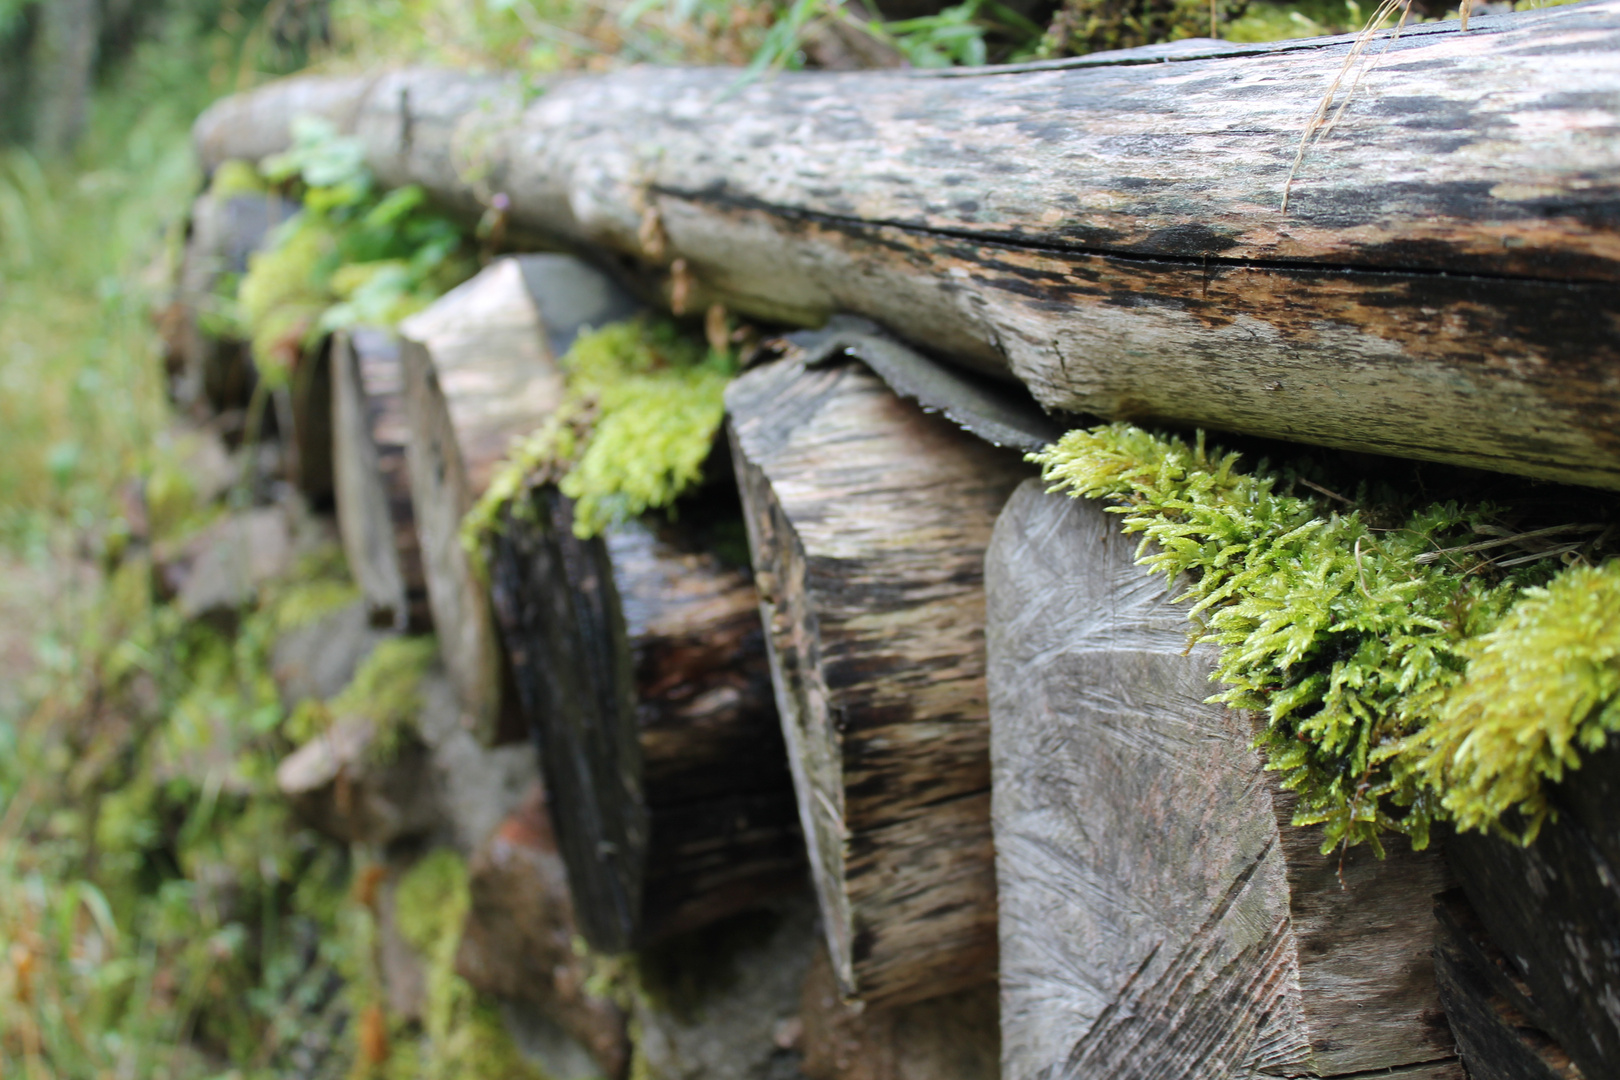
727, 355, 1032, 1008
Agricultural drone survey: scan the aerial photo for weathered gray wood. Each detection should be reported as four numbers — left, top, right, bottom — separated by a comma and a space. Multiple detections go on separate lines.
487, 484, 803, 953
400, 258, 555, 744
726, 357, 1031, 1008
196, 3, 1620, 489
1447, 739, 1620, 1080
986, 480, 1460, 1080
1432, 889, 1583, 1080
332, 328, 430, 632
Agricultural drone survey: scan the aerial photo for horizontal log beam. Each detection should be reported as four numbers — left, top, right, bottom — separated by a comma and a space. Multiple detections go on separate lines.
195, 2, 1620, 489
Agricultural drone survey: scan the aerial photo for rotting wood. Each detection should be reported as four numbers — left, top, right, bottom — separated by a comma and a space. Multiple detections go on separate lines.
986, 480, 1461, 1080
486, 481, 804, 954
289, 335, 335, 510
332, 328, 431, 632
1446, 739, 1620, 1080
195, 2, 1620, 488
1431, 889, 1582, 1080
399, 254, 637, 744
726, 356, 1031, 1008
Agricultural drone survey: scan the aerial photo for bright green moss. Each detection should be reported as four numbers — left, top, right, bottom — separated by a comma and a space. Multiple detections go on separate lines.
207, 158, 270, 200
1033, 423, 1610, 851
464, 317, 735, 557
1407, 560, 1620, 839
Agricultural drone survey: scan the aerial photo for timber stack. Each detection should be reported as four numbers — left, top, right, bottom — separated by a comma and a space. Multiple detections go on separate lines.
170, 4, 1620, 1077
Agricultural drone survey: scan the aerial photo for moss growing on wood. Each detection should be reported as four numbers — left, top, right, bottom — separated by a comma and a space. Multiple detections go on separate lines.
1033, 423, 1615, 851
464, 317, 735, 554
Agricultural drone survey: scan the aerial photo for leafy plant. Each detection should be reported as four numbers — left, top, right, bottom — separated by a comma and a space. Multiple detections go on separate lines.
1032, 423, 1613, 852
235, 117, 473, 388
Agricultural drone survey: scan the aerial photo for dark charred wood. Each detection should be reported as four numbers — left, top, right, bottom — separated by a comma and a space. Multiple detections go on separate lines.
332, 328, 431, 632
197, 4, 1620, 488
487, 483, 802, 953
1432, 889, 1583, 1080
289, 334, 334, 510
727, 356, 1032, 1008
1447, 740, 1620, 1080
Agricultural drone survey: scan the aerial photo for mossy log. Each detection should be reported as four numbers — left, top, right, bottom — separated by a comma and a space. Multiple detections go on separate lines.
725, 356, 1031, 1008
486, 482, 803, 954
986, 480, 1461, 1080
1431, 889, 1582, 1080
399, 254, 637, 744
1443, 740, 1620, 1080
166, 191, 296, 420
332, 328, 430, 632
195, 2, 1620, 489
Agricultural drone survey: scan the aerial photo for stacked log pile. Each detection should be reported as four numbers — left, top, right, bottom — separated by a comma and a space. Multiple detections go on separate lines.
173, 6, 1620, 1076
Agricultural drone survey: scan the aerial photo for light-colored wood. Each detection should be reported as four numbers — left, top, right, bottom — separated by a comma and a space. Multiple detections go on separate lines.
399, 252, 646, 744
726, 356, 1031, 1009
332, 328, 429, 632
401, 258, 557, 743
986, 480, 1461, 1080
197, 4, 1620, 489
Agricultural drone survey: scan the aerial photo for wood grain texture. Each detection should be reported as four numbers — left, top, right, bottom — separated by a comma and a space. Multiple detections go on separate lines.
1447, 739, 1620, 1080
986, 480, 1460, 1080
332, 328, 430, 632
726, 357, 1031, 1008
487, 486, 802, 953
196, 3, 1620, 487
401, 258, 560, 744
1432, 889, 1583, 1080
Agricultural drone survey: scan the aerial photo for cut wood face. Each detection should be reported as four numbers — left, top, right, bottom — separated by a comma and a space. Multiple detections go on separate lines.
986, 481, 1459, 1080
727, 357, 1032, 1008
332, 329, 428, 632
196, 3, 1620, 488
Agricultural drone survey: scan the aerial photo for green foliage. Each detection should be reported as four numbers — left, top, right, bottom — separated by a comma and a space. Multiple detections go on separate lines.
1032, 423, 1610, 852
235, 117, 473, 388
465, 317, 735, 553
287, 635, 439, 763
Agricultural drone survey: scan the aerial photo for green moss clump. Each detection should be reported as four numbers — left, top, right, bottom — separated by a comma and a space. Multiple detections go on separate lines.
464, 317, 735, 555
285, 636, 437, 761
207, 158, 270, 201
1033, 423, 1611, 851
1407, 560, 1620, 837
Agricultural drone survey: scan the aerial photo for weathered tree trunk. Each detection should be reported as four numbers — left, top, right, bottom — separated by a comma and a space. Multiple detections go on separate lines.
986, 480, 1460, 1080
400, 255, 636, 744
726, 356, 1031, 1008
30, 0, 98, 156
332, 328, 431, 632
486, 482, 804, 953
1431, 889, 1582, 1080
196, 3, 1620, 489
1443, 739, 1620, 1080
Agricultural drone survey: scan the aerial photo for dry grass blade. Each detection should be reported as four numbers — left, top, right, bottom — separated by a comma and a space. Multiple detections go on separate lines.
1414, 523, 1605, 564
1280, 0, 1413, 211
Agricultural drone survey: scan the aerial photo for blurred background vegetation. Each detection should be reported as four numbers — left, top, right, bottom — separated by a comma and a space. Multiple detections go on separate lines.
0, 0, 1550, 1075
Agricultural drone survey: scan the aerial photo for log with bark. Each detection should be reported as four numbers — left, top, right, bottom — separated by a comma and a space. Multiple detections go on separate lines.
332, 327, 431, 632
196, 2, 1620, 490
725, 356, 1032, 1008
398, 254, 638, 744
485, 478, 804, 954
1443, 739, 1620, 1080
985, 480, 1460, 1080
